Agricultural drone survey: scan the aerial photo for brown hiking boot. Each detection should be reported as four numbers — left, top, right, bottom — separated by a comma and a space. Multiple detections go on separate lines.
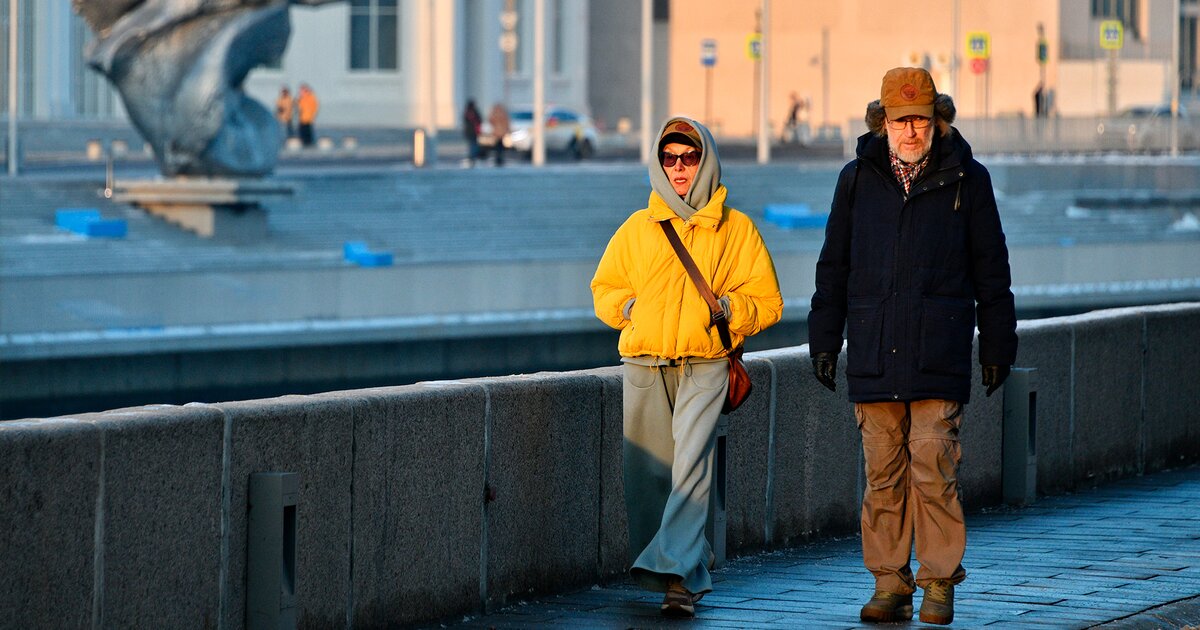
660, 579, 696, 618
859, 591, 913, 623
919, 579, 955, 625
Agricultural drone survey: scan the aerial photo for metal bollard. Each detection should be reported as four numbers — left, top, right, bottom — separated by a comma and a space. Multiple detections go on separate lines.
1002, 368, 1038, 506
413, 128, 437, 168
706, 414, 729, 569
247, 472, 299, 630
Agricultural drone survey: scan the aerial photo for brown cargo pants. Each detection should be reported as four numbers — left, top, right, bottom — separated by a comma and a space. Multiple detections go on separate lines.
856, 399, 968, 595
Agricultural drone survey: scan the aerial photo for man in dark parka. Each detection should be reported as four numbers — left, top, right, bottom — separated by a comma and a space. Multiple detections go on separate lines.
807, 67, 1017, 626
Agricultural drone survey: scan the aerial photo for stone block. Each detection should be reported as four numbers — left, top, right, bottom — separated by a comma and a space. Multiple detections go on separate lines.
1070, 309, 1144, 485
348, 382, 488, 627
0, 417, 101, 627
575, 366, 628, 579
482, 373, 602, 606
1014, 317, 1076, 495
217, 394, 355, 629
1141, 303, 1200, 471
758, 346, 859, 546
962, 339, 1004, 510
724, 356, 775, 554
91, 404, 225, 628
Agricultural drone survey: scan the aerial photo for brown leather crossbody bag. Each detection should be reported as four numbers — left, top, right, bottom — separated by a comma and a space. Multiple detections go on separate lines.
659, 221, 752, 414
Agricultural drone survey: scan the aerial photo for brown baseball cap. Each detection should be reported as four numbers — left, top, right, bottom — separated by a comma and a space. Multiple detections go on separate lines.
880, 67, 936, 120
659, 119, 703, 150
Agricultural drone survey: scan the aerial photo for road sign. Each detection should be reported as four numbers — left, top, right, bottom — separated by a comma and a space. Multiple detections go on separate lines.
966, 32, 990, 60
1099, 20, 1124, 50
746, 33, 762, 60
701, 39, 717, 67
970, 58, 989, 75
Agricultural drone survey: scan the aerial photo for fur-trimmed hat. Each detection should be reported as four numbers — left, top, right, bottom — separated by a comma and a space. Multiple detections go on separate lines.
880, 67, 936, 119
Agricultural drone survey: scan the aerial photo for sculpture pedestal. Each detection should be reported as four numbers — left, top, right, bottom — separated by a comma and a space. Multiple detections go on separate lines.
111, 178, 293, 242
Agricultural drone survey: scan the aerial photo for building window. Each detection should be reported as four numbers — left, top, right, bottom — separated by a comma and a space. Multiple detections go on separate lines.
1091, 0, 1140, 39
514, 0, 565, 75
515, 0, 531, 74
551, 0, 564, 74
1184, 1, 1198, 91
349, 0, 398, 71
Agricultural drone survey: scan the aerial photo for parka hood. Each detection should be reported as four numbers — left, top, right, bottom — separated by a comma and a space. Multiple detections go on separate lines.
649, 116, 721, 221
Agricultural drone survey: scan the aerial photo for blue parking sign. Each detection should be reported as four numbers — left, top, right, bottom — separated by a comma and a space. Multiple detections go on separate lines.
701, 39, 717, 67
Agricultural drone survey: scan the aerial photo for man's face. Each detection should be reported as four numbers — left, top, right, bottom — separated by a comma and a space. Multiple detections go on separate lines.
660, 142, 701, 197
885, 115, 934, 163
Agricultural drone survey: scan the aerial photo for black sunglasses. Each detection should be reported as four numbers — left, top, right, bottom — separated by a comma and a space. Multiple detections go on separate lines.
660, 150, 701, 167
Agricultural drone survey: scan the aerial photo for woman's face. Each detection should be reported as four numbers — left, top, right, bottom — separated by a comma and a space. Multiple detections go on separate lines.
661, 142, 701, 197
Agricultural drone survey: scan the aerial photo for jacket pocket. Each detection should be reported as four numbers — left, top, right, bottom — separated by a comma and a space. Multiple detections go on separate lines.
845, 297, 885, 377
918, 297, 974, 377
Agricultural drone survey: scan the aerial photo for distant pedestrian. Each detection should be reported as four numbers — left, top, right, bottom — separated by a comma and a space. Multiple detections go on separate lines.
462, 99, 482, 166
784, 91, 810, 145
297, 83, 320, 147
591, 116, 783, 619
488, 103, 511, 166
1034, 82, 1045, 118
807, 67, 1017, 626
275, 86, 295, 138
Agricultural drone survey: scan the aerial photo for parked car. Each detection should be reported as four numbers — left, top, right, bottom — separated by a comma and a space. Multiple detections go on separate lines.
480, 106, 599, 160
1096, 104, 1196, 152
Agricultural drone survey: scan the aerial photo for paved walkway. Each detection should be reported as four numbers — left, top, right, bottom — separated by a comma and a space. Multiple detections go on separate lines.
447, 466, 1200, 629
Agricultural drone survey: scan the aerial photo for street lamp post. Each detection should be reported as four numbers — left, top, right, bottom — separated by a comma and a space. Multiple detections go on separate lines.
531, 0, 545, 166
7, 0, 18, 176
757, 0, 770, 164
1171, 0, 1181, 157
640, 0, 652, 164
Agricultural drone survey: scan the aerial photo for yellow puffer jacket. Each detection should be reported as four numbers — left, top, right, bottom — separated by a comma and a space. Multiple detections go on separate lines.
591, 185, 783, 359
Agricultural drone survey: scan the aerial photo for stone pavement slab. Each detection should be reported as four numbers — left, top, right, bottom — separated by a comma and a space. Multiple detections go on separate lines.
438, 465, 1200, 629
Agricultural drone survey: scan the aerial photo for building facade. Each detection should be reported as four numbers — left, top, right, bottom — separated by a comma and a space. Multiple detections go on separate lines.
666, 0, 1200, 137
2, 0, 594, 130
3, 0, 1197, 140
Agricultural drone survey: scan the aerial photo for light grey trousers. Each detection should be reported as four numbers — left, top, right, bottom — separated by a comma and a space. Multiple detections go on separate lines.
622, 360, 727, 595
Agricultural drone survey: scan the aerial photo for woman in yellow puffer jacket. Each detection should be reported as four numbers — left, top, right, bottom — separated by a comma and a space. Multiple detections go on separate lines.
590, 116, 783, 618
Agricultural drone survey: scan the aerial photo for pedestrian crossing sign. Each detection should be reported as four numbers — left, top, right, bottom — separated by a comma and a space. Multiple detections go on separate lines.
966, 32, 990, 60
1099, 20, 1124, 50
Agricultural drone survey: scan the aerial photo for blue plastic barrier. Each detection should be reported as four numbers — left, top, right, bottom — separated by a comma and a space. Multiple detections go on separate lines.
55, 208, 128, 238
763, 203, 827, 229
343, 241, 394, 267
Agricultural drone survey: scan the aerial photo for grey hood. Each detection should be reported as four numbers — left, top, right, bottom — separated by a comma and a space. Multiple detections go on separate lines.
648, 116, 721, 221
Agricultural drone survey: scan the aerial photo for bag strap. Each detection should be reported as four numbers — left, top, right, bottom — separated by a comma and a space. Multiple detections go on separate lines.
659, 221, 734, 352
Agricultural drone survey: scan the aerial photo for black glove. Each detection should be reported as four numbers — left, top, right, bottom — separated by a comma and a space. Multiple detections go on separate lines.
982, 364, 1011, 397
812, 352, 838, 392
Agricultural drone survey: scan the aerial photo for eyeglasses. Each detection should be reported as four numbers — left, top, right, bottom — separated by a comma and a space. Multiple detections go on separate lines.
886, 117, 932, 131
660, 151, 702, 167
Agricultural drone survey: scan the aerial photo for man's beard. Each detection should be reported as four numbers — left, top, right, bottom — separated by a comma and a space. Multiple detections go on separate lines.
888, 135, 931, 164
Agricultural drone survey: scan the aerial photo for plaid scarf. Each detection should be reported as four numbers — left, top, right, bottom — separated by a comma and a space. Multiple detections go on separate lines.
889, 150, 930, 195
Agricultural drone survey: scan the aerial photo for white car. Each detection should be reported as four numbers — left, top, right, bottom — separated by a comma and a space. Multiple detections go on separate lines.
482, 107, 599, 160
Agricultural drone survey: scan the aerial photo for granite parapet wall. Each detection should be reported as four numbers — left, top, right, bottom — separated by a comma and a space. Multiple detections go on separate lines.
2, 304, 1197, 627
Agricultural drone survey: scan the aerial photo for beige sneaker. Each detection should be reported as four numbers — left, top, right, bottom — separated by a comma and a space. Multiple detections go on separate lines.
859, 591, 913, 623
660, 579, 696, 618
919, 579, 955, 625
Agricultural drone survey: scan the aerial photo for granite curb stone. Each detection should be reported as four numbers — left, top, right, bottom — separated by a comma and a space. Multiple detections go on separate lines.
215, 394, 355, 629
349, 382, 487, 627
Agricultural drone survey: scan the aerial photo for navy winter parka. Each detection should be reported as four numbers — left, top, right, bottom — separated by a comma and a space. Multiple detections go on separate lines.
807, 128, 1018, 404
